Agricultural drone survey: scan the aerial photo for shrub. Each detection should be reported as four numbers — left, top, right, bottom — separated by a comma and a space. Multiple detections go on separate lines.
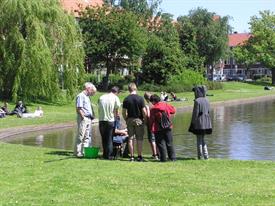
167, 70, 206, 92
205, 81, 223, 90
255, 75, 271, 83
109, 74, 123, 85
108, 74, 135, 89
83, 73, 99, 85
138, 83, 163, 92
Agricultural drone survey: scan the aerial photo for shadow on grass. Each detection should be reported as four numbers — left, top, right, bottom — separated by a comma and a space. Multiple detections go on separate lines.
247, 81, 272, 86
44, 151, 196, 163
98, 156, 196, 162
44, 150, 75, 163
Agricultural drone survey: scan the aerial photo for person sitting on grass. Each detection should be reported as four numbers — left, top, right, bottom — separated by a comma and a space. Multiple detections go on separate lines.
0, 108, 6, 118
170, 92, 187, 101
1, 101, 10, 115
9, 101, 28, 117
20, 106, 44, 118
112, 115, 129, 159
163, 92, 169, 101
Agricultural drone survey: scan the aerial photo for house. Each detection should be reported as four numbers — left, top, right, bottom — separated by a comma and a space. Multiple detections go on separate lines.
216, 33, 271, 79
60, 0, 103, 16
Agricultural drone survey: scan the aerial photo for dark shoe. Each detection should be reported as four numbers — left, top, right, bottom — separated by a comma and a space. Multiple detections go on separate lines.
137, 156, 144, 162
123, 154, 130, 158
108, 156, 115, 160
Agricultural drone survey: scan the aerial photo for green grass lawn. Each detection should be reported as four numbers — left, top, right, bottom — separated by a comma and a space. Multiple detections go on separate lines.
1, 82, 275, 205
0, 143, 274, 205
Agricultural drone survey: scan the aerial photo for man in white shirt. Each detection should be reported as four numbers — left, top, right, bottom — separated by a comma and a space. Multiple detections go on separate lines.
98, 86, 121, 160
75, 82, 97, 158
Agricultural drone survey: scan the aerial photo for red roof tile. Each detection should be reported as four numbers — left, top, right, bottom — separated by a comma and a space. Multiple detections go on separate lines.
228, 33, 251, 47
213, 15, 220, 21
60, 0, 103, 16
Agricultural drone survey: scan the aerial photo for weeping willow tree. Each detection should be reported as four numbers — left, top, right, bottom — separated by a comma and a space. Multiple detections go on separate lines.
0, 0, 85, 102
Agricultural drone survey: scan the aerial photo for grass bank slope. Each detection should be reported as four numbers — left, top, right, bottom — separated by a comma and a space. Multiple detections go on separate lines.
0, 143, 274, 205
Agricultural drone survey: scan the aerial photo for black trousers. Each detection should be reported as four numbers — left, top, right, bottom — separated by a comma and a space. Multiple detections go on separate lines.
155, 129, 176, 162
99, 121, 115, 159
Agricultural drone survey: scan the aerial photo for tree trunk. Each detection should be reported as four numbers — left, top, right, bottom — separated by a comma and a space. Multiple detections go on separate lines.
102, 60, 112, 91
272, 69, 275, 85
209, 64, 214, 81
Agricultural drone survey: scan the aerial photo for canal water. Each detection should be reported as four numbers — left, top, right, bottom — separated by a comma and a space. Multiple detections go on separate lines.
2, 99, 275, 160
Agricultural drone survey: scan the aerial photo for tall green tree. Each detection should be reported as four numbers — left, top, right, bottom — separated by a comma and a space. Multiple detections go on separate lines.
248, 11, 275, 84
233, 43, 255, 74
177, 8, 230, 74
0, 0, 84, 102
142, 13, 187, 84
176, 15, 205, 71
119, 0, 161, 17
104, 0, 162, 30
104, 0, 162, 17
79, 6, 147, 90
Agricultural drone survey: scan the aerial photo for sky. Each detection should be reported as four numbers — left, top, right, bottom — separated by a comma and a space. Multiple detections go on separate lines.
160, 0, 275, 33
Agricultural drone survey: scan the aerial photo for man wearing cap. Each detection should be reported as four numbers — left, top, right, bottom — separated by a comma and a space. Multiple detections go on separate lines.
98, 86, 121, 160
75, 82, 97, 158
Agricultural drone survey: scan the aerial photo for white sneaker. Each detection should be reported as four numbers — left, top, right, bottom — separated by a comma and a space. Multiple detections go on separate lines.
76, 153, 84, 158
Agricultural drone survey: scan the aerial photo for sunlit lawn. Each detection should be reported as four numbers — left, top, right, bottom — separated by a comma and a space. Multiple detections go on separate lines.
1, 82, 275, 205
0, 142, 274, 205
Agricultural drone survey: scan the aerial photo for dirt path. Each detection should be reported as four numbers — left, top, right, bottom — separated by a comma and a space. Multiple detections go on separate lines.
1, 94, 275, 140
0, 120, 99, 140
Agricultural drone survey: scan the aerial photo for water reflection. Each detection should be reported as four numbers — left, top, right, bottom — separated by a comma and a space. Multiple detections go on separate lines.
2, 100, 275, 160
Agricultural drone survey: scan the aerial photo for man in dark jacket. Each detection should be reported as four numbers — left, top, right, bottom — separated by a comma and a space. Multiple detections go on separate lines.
150, 94, 176, 162
189, 85, 212, 160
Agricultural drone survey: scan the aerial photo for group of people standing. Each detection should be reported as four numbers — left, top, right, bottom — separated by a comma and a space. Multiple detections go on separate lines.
74, 82, 212, 161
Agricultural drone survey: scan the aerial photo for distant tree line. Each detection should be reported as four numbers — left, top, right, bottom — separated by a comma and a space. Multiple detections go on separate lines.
0, 0, 273, 102
233, 11, 275, 84
82, 1, 231, 90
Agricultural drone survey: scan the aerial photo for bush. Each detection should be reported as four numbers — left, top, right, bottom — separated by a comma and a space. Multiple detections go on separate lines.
83, 73, 99, 85
109, 74, 123, 85
138, 83, 164, 92
139, 70, 224, 92
205, 81, 223, 90
255, 75, 271, 83
108, 74, 135, 89
167, 70, 206, 92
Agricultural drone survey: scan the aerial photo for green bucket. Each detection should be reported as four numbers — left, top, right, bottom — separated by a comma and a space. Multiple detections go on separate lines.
84, 147, 99, 159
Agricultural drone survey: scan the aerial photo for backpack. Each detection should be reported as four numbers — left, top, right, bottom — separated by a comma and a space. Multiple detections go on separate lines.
159, 111, 171, 130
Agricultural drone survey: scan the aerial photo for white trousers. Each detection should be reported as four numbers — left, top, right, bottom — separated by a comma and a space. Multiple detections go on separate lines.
75, 116, 92, 156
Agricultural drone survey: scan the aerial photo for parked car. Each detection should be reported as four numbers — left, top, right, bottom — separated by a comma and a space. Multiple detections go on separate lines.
208, 74, 226, 81
227, 74, 246, 81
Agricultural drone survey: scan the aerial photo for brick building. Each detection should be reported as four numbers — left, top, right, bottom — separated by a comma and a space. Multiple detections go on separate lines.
216, 33, 271, 79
